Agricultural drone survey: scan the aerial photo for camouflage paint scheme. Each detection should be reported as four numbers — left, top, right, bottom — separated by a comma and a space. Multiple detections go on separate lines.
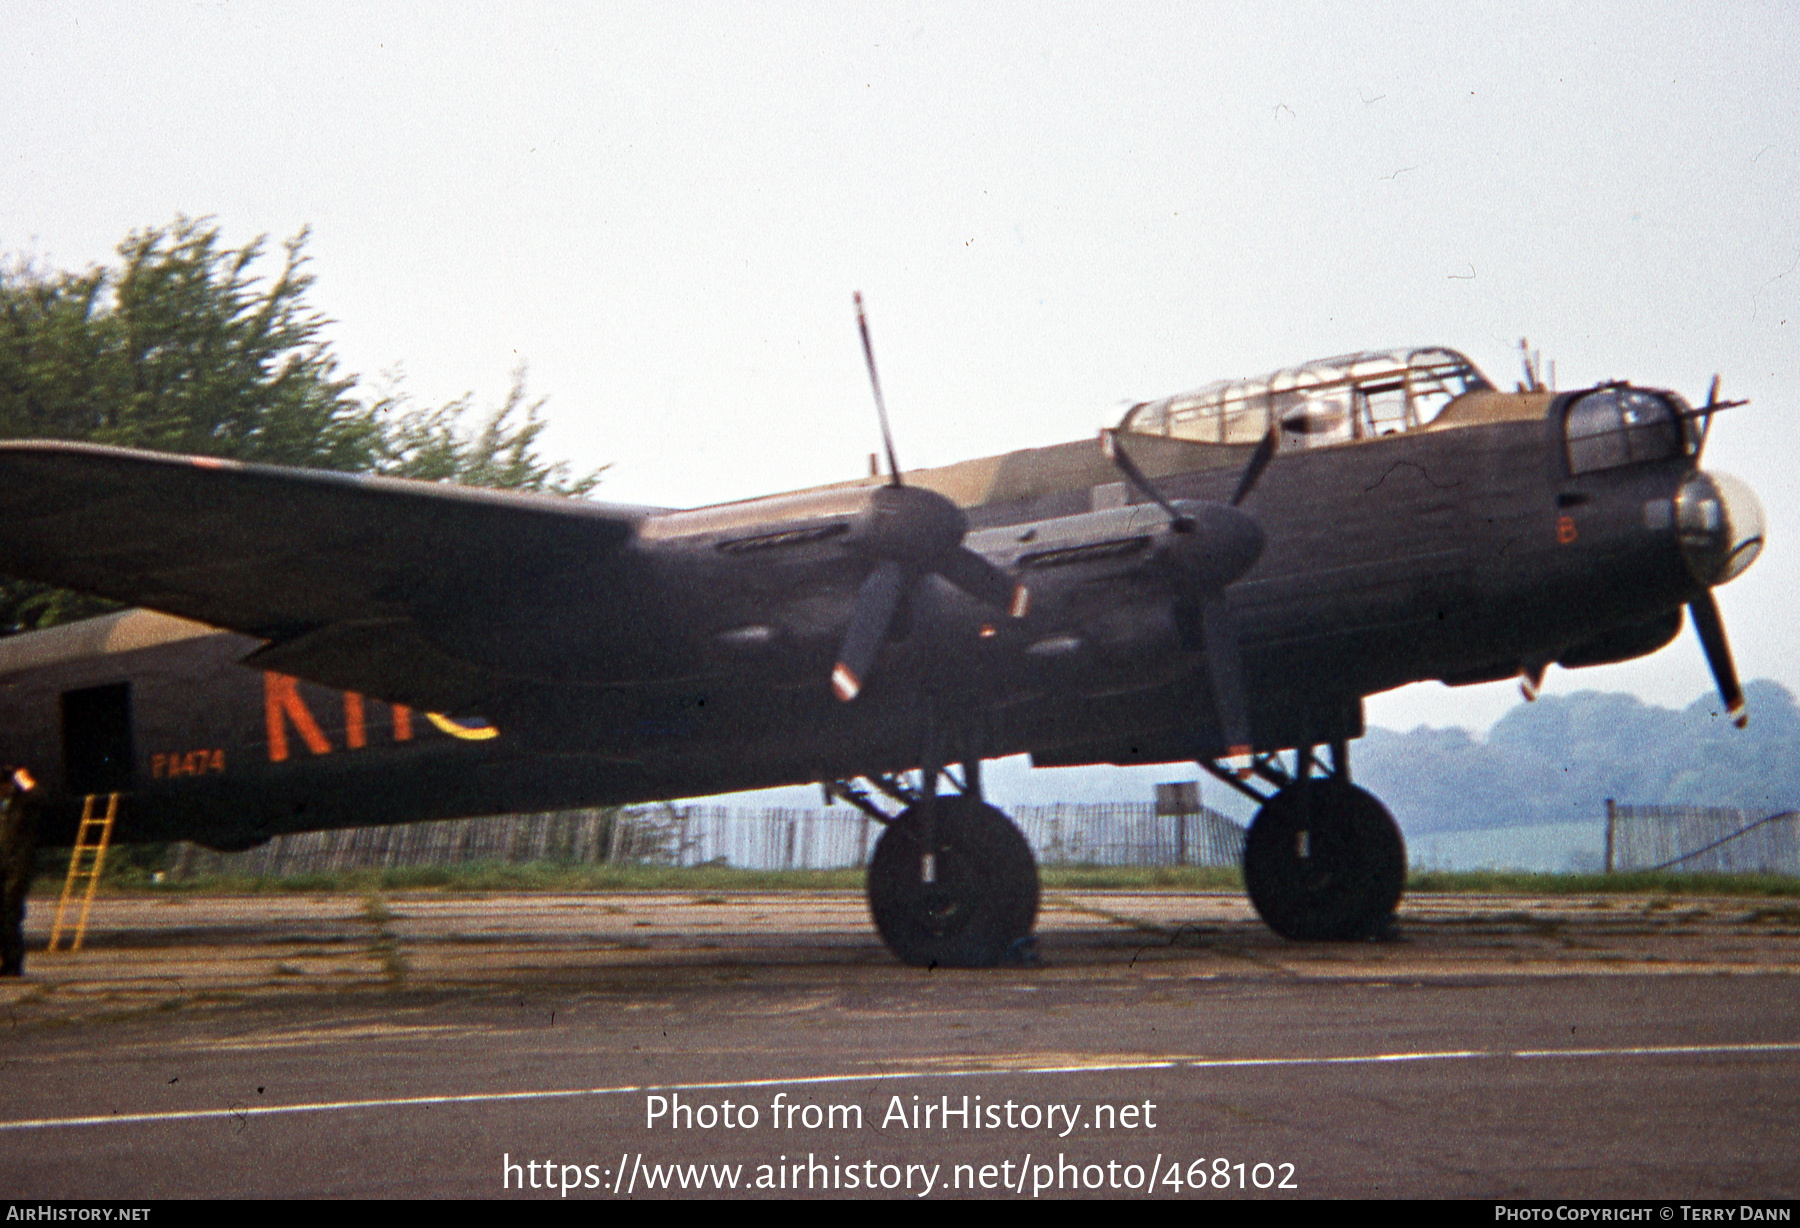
0, 348, 1753, 852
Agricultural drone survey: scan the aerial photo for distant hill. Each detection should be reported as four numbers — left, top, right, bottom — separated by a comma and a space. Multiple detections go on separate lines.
704, 681, 1800, 837
1355, 680, 1800, 834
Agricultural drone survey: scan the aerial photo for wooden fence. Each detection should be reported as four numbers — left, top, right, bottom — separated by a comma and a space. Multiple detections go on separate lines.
1605, 803, 1800, 875
161, 802, 1247, 879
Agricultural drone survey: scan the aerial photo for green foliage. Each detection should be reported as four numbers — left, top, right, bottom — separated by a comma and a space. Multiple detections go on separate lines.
76, 862, 1248, 895
1404, 869, 1800, 897
0, 576, 113, 632
371, 365, 603, 496
73, 862, 876, 895
0, 216, 603, 631
0, 217, 380, 468
55, 860, 1800, 897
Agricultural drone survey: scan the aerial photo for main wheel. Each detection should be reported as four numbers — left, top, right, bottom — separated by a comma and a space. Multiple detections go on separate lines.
866, 797, 1039, 967
1243, 778, 1406, 940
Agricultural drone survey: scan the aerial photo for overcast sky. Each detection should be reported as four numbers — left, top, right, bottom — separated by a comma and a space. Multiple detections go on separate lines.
6, 2, 1797, 738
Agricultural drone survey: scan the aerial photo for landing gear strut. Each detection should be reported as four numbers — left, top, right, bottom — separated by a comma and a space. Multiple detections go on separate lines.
1202, 742, 1406, 940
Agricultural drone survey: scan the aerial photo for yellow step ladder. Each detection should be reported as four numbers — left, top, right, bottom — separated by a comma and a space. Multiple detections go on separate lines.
48, 792, 120, 953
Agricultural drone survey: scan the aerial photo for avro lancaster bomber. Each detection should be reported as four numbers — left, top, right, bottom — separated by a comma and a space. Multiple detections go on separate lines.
0, 316, 1765, 965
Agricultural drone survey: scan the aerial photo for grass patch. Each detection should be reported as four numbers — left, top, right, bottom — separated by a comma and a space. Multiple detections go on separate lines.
31, 862, 1799, 898
1404, 869, 1800, 897
1042, 866, 1243, 890
50, 863, 872, 895
47, 862, 1245, 894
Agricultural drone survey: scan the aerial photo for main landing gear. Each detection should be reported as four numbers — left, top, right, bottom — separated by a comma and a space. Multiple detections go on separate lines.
830, 762, 1040, 968
1202, 740, 1406, 940
836, 736, 1401, 960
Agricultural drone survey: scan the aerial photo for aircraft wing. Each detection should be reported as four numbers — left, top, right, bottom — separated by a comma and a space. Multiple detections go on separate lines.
0, 441, 661, 710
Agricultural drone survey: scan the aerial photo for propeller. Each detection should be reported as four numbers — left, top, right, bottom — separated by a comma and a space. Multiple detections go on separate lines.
1687, 374, 1746, 462
1672, 370, 1761, 728
1101, 424, 1275, 521
831, 296, 1029, 702
1688, 590, 1747, 729
1102, 426, 1274, 758
1230, 426, 1279, 509
855, 293, 903, 488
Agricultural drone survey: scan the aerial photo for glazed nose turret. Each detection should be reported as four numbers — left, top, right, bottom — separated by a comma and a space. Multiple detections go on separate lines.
1677, 471, 1765, 587
1675, 470, 1764, 729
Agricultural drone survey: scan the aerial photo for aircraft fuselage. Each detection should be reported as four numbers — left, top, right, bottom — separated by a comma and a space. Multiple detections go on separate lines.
0, 372, 1738, 852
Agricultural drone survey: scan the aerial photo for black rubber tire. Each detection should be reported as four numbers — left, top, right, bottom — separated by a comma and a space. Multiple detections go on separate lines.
1243, 778, 1406, 940
866, 797, 1040, 968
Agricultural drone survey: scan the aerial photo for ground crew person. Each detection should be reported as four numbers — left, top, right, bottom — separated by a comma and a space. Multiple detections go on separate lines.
1, 767, 38, 976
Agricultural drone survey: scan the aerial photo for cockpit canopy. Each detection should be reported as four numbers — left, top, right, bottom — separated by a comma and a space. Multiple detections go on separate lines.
1118, 348, 1493, 447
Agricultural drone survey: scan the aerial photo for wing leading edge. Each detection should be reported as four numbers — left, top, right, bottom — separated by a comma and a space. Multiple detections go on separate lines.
0, 441, 661, 710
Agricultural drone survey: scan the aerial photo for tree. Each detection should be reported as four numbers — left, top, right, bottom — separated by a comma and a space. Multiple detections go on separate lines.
0, 217, 382, 470
0, 217, 603, 631
371, 365, 603, 496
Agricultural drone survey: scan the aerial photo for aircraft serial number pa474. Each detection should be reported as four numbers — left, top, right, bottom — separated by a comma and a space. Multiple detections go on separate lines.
0, 331, 1765, 965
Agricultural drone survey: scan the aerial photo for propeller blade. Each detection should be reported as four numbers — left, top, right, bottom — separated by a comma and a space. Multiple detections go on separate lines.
1692, 374, 1720, 460
1200, 593, 1252, 757
1518, 661, 1546, 702
1101, 430, 1192, 529
1689, 590, 1747, 728
833, 559, 907, 702
1102, 425, 1263, 758
854, 292, 903, 487
1230, 426, 1279, 507
938, 546, 1030, 618
1685, 375, 1749, 459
